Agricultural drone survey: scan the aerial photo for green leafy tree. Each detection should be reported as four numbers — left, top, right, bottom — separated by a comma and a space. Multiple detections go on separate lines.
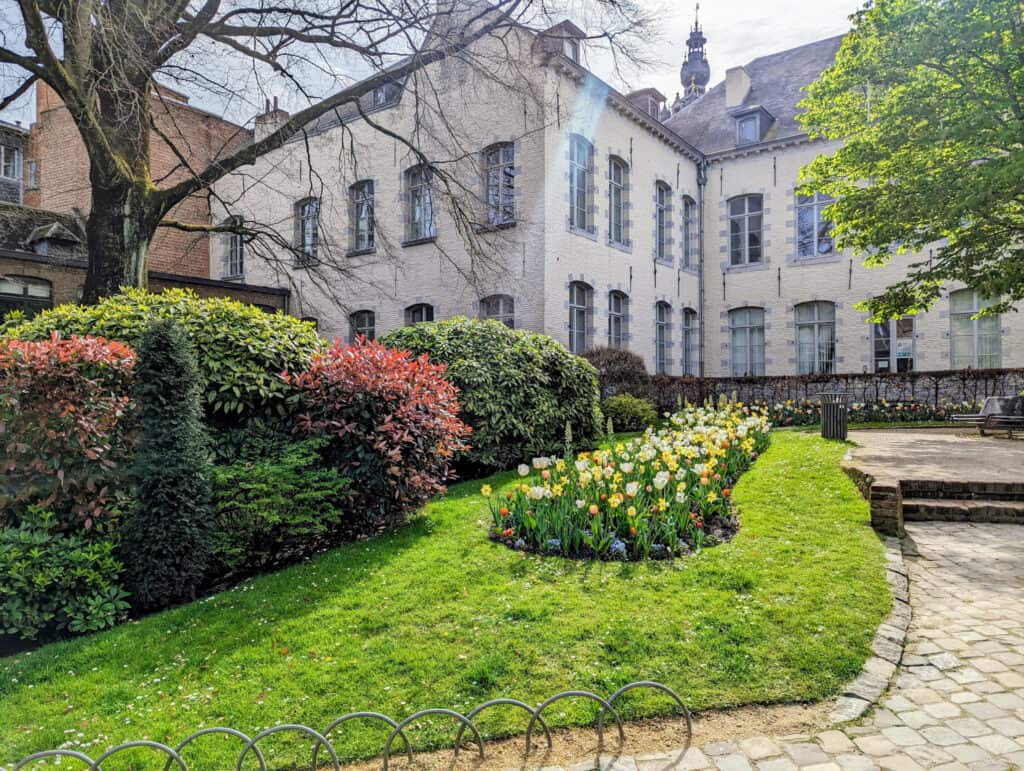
798, 0, 1024, 318
120, 320, 212, 611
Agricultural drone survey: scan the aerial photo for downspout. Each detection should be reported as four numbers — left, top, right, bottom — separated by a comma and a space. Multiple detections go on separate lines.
696, 157, 708, 378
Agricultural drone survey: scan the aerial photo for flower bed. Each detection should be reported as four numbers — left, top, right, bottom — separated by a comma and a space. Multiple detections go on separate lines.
765, 398, 978, 426
484, 405, 771, 560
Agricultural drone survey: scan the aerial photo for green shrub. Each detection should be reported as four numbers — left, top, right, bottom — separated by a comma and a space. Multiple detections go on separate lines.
582, 346, 651, 400
0, 507, 129, 640
3, 288, 323, 419
382, 318, 603, 471
120, 321, 212, 611
210, 438, 352, 575
602, 393, 659, 432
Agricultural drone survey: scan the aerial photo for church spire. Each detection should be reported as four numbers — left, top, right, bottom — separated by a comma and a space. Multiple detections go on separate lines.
677, 3, 710, 109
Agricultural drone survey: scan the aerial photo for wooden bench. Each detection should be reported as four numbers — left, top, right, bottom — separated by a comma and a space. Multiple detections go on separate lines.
952, 396, 1024, 438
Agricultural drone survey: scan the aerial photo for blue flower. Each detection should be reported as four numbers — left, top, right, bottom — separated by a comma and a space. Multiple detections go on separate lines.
544, 538, 561, 552
610, 539, 628, 560
514, 538, 527, 551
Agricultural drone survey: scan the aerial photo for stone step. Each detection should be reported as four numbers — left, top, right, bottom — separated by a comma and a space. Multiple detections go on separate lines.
900, 479, 1024, 501
902, 497, 1024, 523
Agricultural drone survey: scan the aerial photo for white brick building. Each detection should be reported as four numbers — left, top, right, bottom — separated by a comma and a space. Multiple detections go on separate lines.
213, 10, 1023, 377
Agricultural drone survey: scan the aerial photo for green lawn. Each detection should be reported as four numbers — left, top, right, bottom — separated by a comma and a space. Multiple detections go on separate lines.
0, 433, 889, 768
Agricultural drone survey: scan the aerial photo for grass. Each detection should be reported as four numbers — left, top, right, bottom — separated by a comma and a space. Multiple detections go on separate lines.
776, 420, 953, 432
0, 433, 889, 768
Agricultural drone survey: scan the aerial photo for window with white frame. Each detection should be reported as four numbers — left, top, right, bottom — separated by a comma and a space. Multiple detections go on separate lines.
0, 275, 50, 319
728, 194, 763, 265
349, 310, 376, 341
221, 216, 244, 278
682, 307, 698, 376
655, 182, 672, 262
25, 159, 37, 188
563, 37, 580, 62
608, 156, 628, 245
1, 146, 21, 179
405, 165, 435, 241
681, 195, 697, 268
655, 301, 672, 375
480, 294, 515, 327
737, 115, 759, 146
608, 290, 628, 347
873, 317, 914, 373
568, 281, 592, 354
483, 143, 515, 226
569, 134, 592, 231
350, 180, 375, 251
295, 197, 319, 263
729, 307, 766, 376
405, 303, 434, 325
795, 301, 836, 375
950, 289, 1001, 369
372, 82, 400, 108
796, 192, 835, 258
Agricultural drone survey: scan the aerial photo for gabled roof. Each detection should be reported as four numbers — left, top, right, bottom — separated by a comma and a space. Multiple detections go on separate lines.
0, 202, 85, 254
664, 35, 844, 156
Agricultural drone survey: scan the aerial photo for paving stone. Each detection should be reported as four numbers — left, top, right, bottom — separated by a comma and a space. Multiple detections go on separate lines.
713, 753, 753, 771
738, 737, 781, 761
986, 716, 1024, 737
970, 733, 1021, 755
756, 759, 797, 771
946, 744, 993, 764
920, 725, 967, 746
946, 717, 993, 738
704, 743, 740, 757
834, 755, 879, 771
854, 735, 898, 757
896, 709, 939, 729
815, 731, 855, 754
903, 744, 955, 765
875, 755, 924, 771
783, 743, 831, 766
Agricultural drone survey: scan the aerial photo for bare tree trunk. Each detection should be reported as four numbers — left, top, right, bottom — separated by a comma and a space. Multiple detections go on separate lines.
82, 182, 157, 303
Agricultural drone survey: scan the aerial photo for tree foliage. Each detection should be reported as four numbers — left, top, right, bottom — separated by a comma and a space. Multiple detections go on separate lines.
798, 0, 1024, 318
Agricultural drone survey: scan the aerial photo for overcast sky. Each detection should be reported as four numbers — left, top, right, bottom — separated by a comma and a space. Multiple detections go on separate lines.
0, 0, 861, 129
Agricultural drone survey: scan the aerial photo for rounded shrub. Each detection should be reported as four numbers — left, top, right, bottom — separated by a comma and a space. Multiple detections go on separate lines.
582, 346, 651, 400
602, 393, 658, 432
382, 318, 603, 472
3, 288, 323, 419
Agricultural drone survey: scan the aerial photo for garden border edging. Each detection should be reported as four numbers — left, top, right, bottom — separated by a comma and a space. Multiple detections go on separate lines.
828, 535, 910, 723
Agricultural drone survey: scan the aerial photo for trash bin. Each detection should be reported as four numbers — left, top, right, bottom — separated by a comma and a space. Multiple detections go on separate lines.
819, 391, 849, 440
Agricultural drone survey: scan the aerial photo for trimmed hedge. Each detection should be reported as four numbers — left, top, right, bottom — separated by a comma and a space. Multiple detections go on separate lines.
382, 318, 603, 471
3, 288, 323, 419
583, 346, 651, 400
603, 393, 658, 432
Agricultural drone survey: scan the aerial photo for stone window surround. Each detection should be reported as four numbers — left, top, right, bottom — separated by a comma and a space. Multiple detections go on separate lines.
348, 307, 378, 342
606, 153, 632, 249
719, 303, 774, 371
479, 293, 517, 328
604, 285, 632, 346
347, 177, 377, 256
654, 299, 674, 374
719, 189, 771, 273
653, 179, 675, 267
680, 194, 698, 272
481, 140, 517, 228
787, 299, 844, 373
566, 132, 597, 239
784, 187, 842, 266
404, 300, 437, 326
565, 276, 596, 353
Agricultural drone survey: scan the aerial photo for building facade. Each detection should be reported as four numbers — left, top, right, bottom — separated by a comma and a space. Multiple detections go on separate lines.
213, 10, 1023, 376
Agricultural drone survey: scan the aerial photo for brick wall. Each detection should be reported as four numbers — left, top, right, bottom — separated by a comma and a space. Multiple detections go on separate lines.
23, 83, 248, 278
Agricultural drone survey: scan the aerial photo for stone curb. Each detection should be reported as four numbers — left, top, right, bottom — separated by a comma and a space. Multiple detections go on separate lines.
827, 535, 910, 724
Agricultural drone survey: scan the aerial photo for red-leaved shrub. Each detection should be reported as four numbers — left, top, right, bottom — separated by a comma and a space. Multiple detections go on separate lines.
0, 333, 137, 529
284, 338, 471, 529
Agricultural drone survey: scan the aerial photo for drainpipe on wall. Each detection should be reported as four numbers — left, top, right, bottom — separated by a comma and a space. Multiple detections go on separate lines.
696, 158, 708, 379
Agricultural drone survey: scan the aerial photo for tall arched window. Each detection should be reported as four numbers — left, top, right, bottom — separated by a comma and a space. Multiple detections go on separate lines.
405, 303, 434, 325
404, 165, 435, 241
728, 194, 763, 266
608, 156, 628, 245
682, 307, 698, 376
568, 281, 593, 354
568, 134, 593, 231
295, 197, 319, 264
480, 294, 515, 327
349, 180, 375, 251
608, 291, 629, 348
0, 275, 51, 318
795, 301, 835, 374
483, 143, 515, 226
655, 301, 672, 374
729, 307, 765, 376
681, 195, 697, 268
349, 310, 375, 341
796, 192, 834, 258
655, 182, 672, 262
950, 289, 1001, 369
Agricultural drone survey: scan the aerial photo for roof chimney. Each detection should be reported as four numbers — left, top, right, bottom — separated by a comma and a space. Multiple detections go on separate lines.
254, 96, 290, 143
725, 66, 751, 108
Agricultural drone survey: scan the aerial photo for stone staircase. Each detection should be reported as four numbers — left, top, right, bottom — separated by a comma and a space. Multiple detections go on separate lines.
900, 480, 1024, 524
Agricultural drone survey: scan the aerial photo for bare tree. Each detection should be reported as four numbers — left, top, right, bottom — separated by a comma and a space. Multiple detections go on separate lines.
0, 0, 658, 303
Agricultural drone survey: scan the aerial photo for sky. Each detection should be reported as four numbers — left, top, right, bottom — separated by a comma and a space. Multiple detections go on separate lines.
0, 0, 862, 129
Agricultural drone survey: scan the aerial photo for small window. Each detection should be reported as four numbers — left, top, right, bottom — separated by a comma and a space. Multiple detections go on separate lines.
563, 38, 580, 63
728, 194, 763, 266
569, 134, 592, 232
873, 316, 914, 373
655, 301, 672, 375
405, 303, 434, 326
682, 308, 698, 376
349, 310, 375, 341
950, 289, 1000, 369
350, 180, 375, 251
737, 115, 759, 146
480, 294, 514, 327
25, 159, 37, 189
681, 196, 697, 268
655, 182, 672, 262
795, 301, 836, 375
372, 82, 400, 107
608, 157, 628, 245
729, 307, 765, 376
484, 144, 515, 226
797, 192, 835, 258
568, 281, 592, 354
1, 146, 21, 179
0, 275, 51, 319
221, 216, 244, 278
608, 290, 629, 348
405, 165, 435, 242
295, 197, 319, 264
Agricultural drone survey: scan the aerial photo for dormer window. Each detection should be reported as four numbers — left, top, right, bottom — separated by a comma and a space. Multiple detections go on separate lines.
372, 82, 400, 108
737, 114, 759, 146
563, 37, 580, 62
647, 97, 660, 118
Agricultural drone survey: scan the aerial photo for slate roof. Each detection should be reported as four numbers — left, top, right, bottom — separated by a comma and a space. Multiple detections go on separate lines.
0, 202, 85, 254
664, 35, 844, 156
